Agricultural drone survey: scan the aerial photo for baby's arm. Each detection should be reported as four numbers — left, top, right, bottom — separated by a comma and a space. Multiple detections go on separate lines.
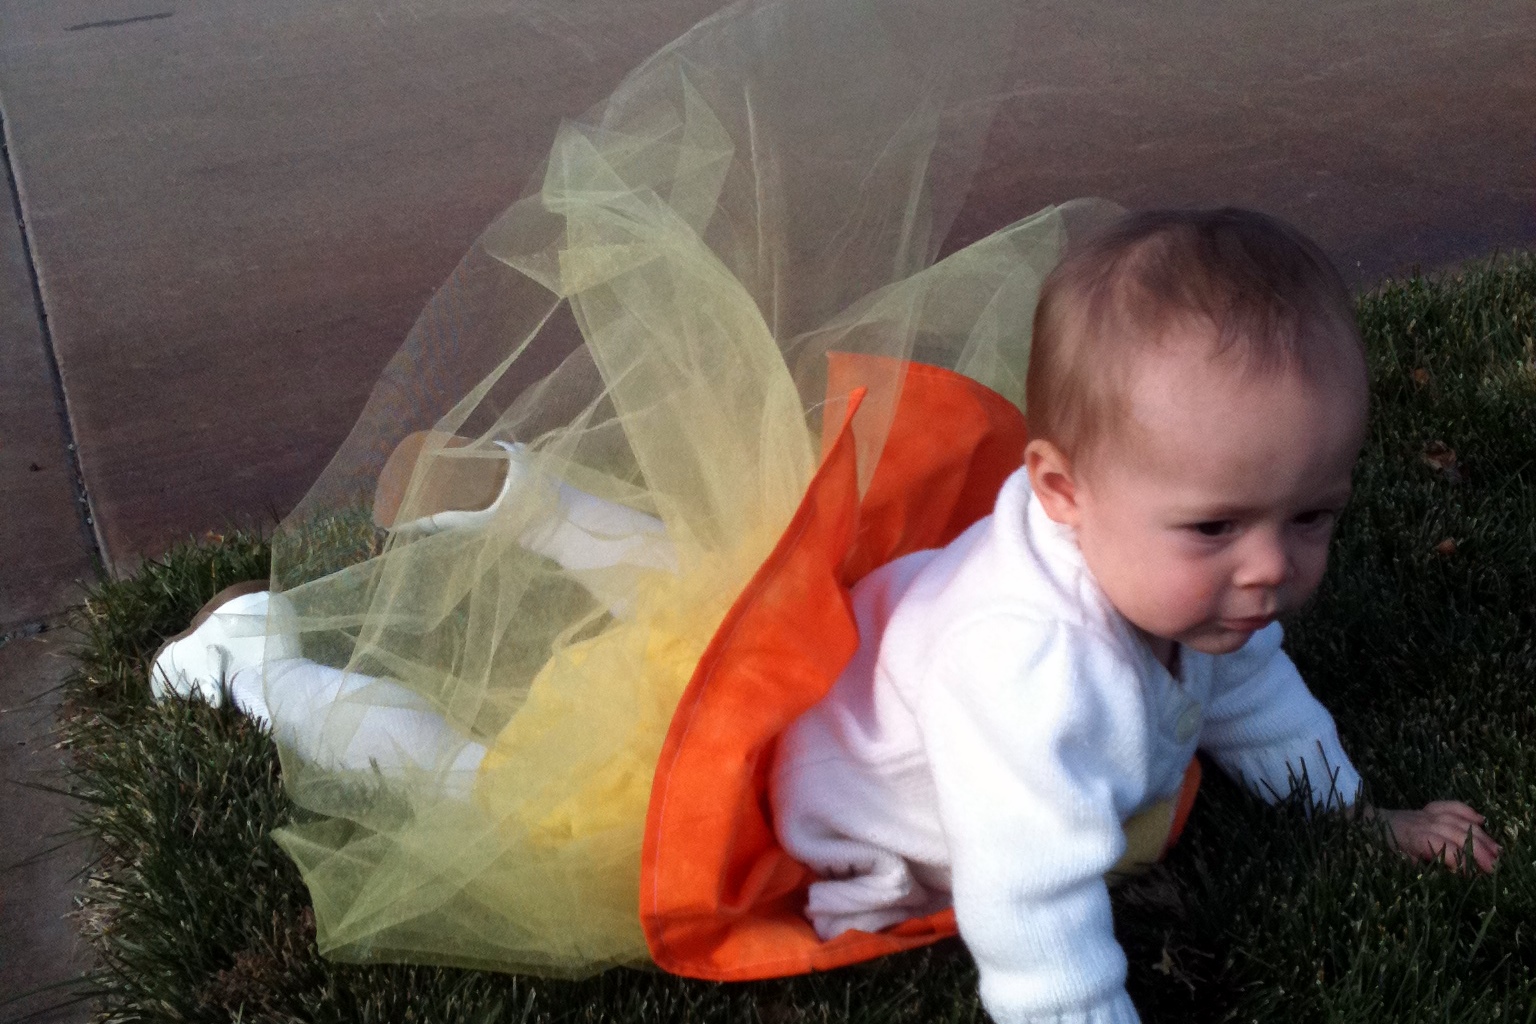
1198, 623, 1361, 808
921, 619, 1145, 1024
1201, 624, 1499, 872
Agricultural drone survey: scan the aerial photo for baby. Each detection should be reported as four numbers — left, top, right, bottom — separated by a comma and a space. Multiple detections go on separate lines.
770, 208, 1500, 1024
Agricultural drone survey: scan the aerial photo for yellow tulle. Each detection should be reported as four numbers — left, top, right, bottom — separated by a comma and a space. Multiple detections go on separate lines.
265, 0, 1119, 976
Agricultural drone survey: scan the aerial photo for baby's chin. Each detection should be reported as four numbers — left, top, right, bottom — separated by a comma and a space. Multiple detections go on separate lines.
1178, 627, 1262, 656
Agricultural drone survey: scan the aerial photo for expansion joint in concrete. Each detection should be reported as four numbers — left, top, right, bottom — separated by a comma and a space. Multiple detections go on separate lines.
0, 101, 108, 577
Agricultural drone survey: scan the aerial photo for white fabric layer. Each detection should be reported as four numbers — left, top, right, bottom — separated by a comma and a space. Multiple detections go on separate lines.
259, 479, 675, 784
256, 659, 487, 792
772, 467, 1361, 1024
394, 441, 678, 576
160, 476, 677, 798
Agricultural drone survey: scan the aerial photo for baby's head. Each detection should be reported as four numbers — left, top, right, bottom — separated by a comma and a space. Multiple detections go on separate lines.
1024, 208, 1367, 664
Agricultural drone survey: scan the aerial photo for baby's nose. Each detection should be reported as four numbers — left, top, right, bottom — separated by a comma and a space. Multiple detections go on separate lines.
1235, 533, 1291, 589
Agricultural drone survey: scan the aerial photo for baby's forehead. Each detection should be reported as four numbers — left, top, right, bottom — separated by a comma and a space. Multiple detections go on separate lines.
1094, 344, 1365, 487
1118, 321, 1366, 407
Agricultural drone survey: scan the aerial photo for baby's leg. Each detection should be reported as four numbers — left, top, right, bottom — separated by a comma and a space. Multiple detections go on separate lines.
259, 657, 486, 792
381, 433, 679, 576
153, 590, 485, 794
279, 473, 676, 770
152, 447, 673, 786
525, 477, 678, 574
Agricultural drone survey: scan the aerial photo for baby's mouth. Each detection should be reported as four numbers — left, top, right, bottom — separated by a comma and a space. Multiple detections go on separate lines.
1219, 615, 1275, 632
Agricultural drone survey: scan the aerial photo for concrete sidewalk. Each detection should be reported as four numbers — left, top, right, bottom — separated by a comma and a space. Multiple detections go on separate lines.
0, 0, 726, 571
0, 629, 94, 1024
3, 0, 1533, 574
2, 60, 96, 1019
0, 0, 1531, 1015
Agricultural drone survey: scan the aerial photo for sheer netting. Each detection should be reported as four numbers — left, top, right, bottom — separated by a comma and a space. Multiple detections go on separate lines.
266, 0, 1120, 976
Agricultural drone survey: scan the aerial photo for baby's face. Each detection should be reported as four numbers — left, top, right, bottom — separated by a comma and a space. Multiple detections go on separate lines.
1044, 328, 1366, 664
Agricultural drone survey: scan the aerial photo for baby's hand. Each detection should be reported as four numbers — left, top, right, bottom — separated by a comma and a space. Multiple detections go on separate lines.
1363, 801, 1501, 874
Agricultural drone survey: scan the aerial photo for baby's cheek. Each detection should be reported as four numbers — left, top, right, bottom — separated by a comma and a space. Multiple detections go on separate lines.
1298, 542, 1334, 591
1091, 533, 1218, 632
1161, 560, 1225, 622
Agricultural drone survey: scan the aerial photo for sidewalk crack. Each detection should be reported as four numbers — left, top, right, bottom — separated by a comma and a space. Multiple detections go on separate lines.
0, 99, 108, 578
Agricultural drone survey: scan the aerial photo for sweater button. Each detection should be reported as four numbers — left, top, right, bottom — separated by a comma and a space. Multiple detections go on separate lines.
1175, 703, 1202, 744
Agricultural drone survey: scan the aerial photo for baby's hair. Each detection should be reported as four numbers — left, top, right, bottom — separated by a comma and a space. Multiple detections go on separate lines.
1026, 207, 1364, 466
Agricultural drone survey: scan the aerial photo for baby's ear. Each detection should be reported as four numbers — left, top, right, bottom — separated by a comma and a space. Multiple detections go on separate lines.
1024, 439, 1080, 526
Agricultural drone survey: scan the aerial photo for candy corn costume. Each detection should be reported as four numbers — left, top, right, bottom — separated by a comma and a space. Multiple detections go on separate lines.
246, 0, 1350, 994
771, 468, 1360, 1020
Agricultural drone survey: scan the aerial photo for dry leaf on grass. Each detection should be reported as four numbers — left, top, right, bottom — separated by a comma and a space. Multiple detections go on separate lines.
1434, 538, 1458, 556
1421, 441, 1464, 483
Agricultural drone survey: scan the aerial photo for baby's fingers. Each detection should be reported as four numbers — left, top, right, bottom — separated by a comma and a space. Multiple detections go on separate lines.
1424, 800, 1485, 827
1425, 822, 1500, 874
1468, 827, 1502, 873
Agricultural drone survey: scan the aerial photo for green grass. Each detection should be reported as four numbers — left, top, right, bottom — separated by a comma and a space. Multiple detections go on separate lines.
51, 254, 1536, 1023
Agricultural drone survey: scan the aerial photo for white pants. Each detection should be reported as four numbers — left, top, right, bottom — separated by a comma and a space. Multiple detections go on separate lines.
226, 475, 674, 786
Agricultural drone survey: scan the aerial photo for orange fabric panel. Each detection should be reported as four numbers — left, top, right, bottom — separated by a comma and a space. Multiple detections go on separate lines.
1164, 758, 1203, 856
641, 357, 1026, 979
641, 356, 1199, 981
640, 395, 863, 980
831, 357, 1034, 584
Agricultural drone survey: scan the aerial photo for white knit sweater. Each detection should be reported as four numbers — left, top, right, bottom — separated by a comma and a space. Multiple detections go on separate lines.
771, 467, 1361, 1024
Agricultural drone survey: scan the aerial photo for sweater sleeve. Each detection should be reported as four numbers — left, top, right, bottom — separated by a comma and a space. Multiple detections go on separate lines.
918, 619, 1146, 1024
1199, 623, 1362, 810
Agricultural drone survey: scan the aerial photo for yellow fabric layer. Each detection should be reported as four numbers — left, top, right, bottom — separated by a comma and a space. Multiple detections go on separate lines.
1111, 800, 1177, 882
266, 0, 1120, 976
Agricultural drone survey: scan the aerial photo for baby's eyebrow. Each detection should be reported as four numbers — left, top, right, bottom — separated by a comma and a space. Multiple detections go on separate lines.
1169, 503, 1254, 522
1171, 489, 1353, 521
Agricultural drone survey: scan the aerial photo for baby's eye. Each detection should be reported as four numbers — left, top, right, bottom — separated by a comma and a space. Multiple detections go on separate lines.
1188, 520, 1234, 538
1293, 509, 1337, 529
